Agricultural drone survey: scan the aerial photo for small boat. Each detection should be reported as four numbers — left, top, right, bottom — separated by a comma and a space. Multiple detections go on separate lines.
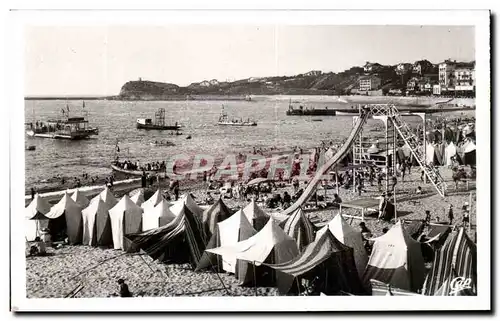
149, 140, 175, 147
186, 135, 192, 140
111, 163, 163, 177
217, 105, 257, 126
26, 145, 36, 151
26, 101, 99, 140
311, 119, 323, 122
137, 108, 181, 130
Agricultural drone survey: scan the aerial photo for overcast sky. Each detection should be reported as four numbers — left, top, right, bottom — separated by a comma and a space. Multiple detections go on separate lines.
25, 25, 475, 96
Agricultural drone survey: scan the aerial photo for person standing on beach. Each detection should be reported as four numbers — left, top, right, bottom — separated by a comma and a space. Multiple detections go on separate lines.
448, 205, 454, 225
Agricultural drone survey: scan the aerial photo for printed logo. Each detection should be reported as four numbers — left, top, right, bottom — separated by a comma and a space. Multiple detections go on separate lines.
449, 277, 472, 295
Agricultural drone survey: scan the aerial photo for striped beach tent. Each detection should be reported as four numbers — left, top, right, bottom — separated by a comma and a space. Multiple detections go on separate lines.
279, 208, 316, 252
82, 198, 110, 246
126, 204, 206, 269
201, 198, 231, 241
46, 193, 83, 244
363, 221, 426, 293
71, 190, 90, 208
315, 213, 368, 278
266, 229, 367, 295
195, 209, 256, 273
208, 217, 299, 287
25, 194, 51, 241
422, 228, 477, 296
141, 189, 164, 212
242, 199, 270, 231
109, 195, 144, 251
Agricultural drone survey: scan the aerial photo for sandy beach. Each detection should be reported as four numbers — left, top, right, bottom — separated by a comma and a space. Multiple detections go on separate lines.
26, 163, 476, 298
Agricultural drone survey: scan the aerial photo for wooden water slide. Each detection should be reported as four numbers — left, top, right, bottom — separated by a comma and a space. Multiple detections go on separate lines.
281, 111, 369, 216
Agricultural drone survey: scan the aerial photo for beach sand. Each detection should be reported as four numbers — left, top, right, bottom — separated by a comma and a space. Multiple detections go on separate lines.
25, 165, 476, 298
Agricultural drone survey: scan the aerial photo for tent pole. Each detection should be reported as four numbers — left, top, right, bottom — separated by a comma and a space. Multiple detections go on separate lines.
335, 169, 339, 196
208, 255, 230, 295
253, 261, 258, 296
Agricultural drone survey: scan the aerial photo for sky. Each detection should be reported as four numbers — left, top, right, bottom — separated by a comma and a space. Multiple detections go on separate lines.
25, 25, 475, 96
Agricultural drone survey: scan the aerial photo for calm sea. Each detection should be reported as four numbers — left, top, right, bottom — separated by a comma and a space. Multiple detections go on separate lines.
24, 96, 420, 192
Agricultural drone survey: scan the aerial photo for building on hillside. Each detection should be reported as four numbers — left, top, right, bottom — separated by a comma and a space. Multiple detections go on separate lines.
395, 63, 412, 75
438, 60, 475, 94
199, 80, 211, 87
209, 79, 219, 86
363, 62, 383, 74
303, 70, 322, 77
453, 65, 475, 90
412, 60, 435, 75
406, 77, 419, 92
359, 76, 381, 91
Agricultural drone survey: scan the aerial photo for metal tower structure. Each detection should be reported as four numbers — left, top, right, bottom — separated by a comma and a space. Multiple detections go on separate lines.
354, 104, 446, 198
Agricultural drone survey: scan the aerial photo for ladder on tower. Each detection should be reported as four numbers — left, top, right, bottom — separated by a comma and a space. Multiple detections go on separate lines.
388, 106, 447, 197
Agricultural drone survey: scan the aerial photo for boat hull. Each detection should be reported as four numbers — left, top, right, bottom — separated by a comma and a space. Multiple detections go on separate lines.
286, 109, 337, 116
26, 129, 98, 140
217, 122, 257, 126
136, 123, 181, 130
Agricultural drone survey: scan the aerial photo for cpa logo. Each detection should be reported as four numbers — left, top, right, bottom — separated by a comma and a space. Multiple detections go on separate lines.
449, 277, 472, 295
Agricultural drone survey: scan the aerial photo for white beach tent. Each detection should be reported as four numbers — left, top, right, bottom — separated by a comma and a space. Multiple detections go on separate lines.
445, 142, 458, 166
142, 199, 176, 231
169, 193, 203, 217
207, 217, 299, 286
108, 195, 144, 250
71, 189, 90, 208
130, 189, 145, 206
81, 198, 108, 246
242, 199, 270, 231
426, 143, 435, 165
141, 189, 164, 212
315, 213, 368, 278
363, 221, 425, 293
212, 209, 257, 273
46, 193, 83, 244
91, 187, 118, 209
25, 194, 51, 241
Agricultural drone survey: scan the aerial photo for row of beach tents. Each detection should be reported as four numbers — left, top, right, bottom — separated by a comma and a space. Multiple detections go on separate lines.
25, 187, 476, 296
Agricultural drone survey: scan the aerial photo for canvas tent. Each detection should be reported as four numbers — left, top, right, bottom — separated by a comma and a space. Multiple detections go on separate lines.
91, 187, 118, 209
45, 193, 83, 244
280, 208, 316, 252
195, 209, 256, 273
25, 194, 51, 241
109, 195, 144, 250
170, 193, 203, 217
462, 140, 476, 166
242, 199, 270, 231
445, 142, 458, 166
316, 213, 368, 278
130, 189, 145, 206
201, 198, 232, 240
422, 228, 476, 296
81, 198, 112, 246
425, 225, 452, 249
126, 204, 206, 269
207, 217, 299, 286
71, 190, 90, 208
363, 221, 426, 293
267, 229, 367, 295
141, 189, 164, 211
142, 199, 176, 231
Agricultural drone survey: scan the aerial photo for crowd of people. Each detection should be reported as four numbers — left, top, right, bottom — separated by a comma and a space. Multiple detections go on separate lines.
114, 159, 167, 172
